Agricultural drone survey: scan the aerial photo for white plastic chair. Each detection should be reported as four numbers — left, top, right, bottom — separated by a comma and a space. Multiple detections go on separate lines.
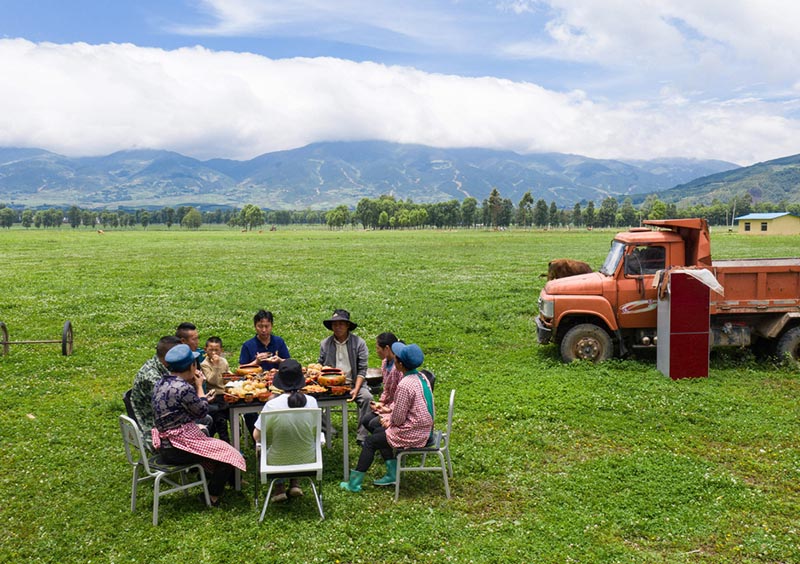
394, 389, 455, 502
118, 415, 211, 525
258, 408, 324, 521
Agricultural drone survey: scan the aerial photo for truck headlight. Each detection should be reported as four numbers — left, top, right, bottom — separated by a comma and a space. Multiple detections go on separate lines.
538, 296, 554, 318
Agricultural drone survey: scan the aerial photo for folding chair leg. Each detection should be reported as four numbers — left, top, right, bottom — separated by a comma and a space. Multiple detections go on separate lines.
307, 479, 324, 520
444, 448, 453, 478
438, 452, 451, 499
259, 481, 276, 522
153, 475, 164, 526
394, 453, 404, 502
131, 465, 141, 512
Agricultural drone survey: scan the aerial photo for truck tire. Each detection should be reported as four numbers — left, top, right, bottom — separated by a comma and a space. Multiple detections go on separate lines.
560, 324, 613, 363
776, 327, 800, 362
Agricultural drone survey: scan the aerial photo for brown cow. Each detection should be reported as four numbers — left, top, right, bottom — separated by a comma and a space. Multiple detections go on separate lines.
545, 258, 592, 280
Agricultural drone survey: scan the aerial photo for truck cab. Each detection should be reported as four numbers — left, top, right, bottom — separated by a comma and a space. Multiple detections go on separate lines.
538, 229, 683, 361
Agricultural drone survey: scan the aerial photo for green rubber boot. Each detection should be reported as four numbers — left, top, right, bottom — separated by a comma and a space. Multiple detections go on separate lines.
340, 470, 365, 493
373, 459, 397, 486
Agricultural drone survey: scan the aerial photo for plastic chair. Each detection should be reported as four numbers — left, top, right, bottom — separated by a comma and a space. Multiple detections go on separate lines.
394, 389, 455, 502
258, 408, 324, 521
118, 415, 211, 525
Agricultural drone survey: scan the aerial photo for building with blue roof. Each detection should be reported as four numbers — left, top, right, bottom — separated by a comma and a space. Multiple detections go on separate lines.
734, 212, 800, 235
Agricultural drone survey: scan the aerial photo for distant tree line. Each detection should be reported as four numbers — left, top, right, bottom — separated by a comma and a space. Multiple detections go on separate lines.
2, 190, 799, 230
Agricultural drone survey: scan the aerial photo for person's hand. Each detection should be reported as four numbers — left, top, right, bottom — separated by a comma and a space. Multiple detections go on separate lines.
380, 415, 390, 428
193, 370, 205, 390
348, 388, 359, 402
207, 351, 219, 365
370, 401, 381, 413
206, 389, 217, 401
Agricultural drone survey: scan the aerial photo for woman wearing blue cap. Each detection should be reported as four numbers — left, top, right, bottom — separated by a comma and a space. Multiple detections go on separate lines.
340, 342, 434, 492
152, 344, 246, 507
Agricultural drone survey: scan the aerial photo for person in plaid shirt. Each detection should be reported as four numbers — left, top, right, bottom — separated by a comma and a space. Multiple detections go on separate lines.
341, 343, 434, 493
152, 344, 246, 507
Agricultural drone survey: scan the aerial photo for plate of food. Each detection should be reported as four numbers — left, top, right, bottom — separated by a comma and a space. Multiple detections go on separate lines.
301, 384, 327, 396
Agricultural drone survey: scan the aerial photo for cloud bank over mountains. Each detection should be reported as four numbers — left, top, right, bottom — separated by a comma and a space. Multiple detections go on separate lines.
1, 1, 798, 166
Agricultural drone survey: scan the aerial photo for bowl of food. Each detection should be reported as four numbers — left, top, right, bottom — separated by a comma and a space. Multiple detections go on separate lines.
318, 374, 346, 387
328, 385, 351, 396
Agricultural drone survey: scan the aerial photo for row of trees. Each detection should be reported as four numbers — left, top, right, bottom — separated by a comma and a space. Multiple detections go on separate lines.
2, 191, 798, 230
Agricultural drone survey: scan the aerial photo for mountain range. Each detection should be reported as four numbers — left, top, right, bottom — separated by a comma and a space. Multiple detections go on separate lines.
656, 153, 800, 206
0, 141, 761, 210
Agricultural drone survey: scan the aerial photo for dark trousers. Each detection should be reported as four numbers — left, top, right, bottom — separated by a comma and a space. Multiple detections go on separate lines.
360, 410, 383, 434
158, 444, 232, 497
208, 401, 230, 443
356, 428, 394, 473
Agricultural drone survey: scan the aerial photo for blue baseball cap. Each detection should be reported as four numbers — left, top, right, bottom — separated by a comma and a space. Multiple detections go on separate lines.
164, 344, 200, 372
391, 342, 424, 370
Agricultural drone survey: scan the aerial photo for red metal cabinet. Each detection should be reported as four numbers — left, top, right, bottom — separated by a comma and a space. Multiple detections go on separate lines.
657, 271, 710, 379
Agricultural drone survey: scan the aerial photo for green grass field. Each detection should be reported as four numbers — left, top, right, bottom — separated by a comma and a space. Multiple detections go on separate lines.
0, 226, 798, 563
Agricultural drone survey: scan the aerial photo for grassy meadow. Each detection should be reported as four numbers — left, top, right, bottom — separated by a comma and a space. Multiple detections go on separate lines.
0, 225, 798, 563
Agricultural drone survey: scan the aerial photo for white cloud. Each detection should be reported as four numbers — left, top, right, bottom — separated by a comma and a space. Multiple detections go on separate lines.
504, 1, 800, 91
0, 38, 798, 165
173, 0, 463, 51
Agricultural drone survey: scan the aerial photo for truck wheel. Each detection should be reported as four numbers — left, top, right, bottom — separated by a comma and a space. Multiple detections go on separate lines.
776, 327, 800, 362
560, 324, 613, 363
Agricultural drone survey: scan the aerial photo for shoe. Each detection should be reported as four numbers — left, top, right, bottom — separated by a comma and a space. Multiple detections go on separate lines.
373, 459, 397, 486
339, 470, 365, 493
288, 485, 304, 498
270, 491, 288, 503
198, 493, 220, 507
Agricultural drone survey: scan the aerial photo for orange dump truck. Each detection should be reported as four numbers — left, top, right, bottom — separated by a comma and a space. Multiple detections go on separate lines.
536, 218, 800, 362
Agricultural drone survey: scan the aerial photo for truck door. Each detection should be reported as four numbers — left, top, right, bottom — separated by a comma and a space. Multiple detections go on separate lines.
616, 245, 666, 328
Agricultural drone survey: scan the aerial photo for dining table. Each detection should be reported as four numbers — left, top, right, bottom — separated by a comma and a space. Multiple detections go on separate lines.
229, 394, 351, 490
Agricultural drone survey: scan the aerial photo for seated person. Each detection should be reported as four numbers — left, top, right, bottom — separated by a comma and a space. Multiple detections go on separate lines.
239, 310, 290, 371
252, 359, 318, 503
131, 335, 181, 452
318, 309, 373, 444
361, 332, 403, 434
239, 310, 291, 434
341, 343, 434, 492
151, 344, 246, 507
200, 336, 230, 443
176, 321, 205, 365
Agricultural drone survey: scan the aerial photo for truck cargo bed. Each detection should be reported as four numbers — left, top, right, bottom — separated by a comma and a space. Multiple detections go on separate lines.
711, 258, 800, 313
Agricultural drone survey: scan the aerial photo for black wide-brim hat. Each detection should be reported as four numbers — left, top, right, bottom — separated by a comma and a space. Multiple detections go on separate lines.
323, 309, 358, 331
273, 359, 306, 392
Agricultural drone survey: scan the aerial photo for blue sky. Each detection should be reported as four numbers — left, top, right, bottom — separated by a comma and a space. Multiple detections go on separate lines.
2, 1, 799, 165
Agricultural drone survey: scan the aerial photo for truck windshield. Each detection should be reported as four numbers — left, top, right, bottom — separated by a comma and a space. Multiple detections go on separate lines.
600, 240, 625, 275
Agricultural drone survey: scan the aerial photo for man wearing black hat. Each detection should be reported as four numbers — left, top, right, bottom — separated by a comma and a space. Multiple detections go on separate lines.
318, 309, 373, 444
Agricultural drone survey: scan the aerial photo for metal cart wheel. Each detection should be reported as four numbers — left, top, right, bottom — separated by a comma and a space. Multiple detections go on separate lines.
0, 322, 8, 356
62, 321, 73, 356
